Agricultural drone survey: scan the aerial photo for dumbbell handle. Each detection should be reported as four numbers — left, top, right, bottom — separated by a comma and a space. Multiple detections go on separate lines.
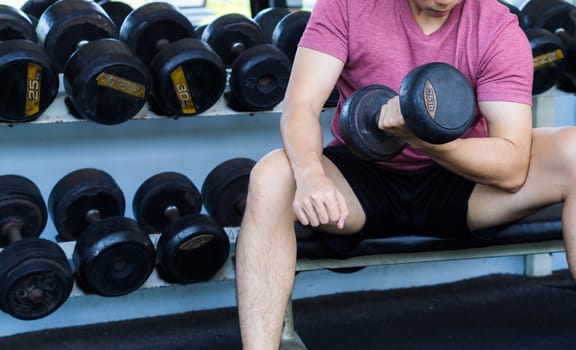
164, 205, 181, 222
85, 209, 102, 223
2, 222, 23, 243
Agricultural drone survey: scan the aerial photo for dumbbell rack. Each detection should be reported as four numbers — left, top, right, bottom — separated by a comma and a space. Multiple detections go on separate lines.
52, 228, 240, 298
8, 78, 283, 126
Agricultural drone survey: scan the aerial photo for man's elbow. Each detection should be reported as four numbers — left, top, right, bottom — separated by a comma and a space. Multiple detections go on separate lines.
497, 164, 529, 193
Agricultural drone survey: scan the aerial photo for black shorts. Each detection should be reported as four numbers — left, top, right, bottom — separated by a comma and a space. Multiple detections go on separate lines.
320, 145, 476, 250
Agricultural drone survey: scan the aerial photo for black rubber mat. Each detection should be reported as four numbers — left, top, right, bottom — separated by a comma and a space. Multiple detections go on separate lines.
1, 270, 575, 350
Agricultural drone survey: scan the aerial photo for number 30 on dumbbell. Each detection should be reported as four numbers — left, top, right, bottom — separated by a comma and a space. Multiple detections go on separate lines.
340, 62, 475, 161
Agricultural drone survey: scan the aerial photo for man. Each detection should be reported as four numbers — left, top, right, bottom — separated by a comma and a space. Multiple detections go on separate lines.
235, 0, 576, 349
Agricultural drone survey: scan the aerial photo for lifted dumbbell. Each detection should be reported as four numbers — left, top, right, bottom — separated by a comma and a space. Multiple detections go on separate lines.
119, 1, 226, 117
48, 168, 156, 296
36, 0, 149, 125
0, 5, 59, 123
340, 62, 475, 161
133, 172, 230, 284
201, 158, 256, 227
0, 175, 73, 320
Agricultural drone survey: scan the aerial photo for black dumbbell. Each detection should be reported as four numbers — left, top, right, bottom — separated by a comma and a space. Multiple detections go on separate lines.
340, 62, 475, 161
201, 158, 256, 227
525, 27, 567, 94
48, 168, 156, 297
254, 7, 291, 44
202, 13, 266, 67
0, 175, 73, 320
133, 172, 230, 284
20, 0, 58, 26
119, 1, 226, 117
36, 0, 149, 125
271, 10, 310, 63
522, 0, 576, 93
202, 13, 292, 111
97, 0, 133, 28
0, 5, 59, 123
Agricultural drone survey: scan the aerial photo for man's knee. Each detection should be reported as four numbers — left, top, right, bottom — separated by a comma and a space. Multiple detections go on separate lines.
249, 149, 293, 188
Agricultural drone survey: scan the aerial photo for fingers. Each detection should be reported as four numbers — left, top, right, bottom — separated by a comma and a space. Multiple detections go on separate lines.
293, 189, 349, 229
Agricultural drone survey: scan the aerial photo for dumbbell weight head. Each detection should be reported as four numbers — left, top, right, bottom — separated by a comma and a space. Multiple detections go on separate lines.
227, 44, 291, 111
20, 0, 58, 26
0, 239, 73, 320
254, 7, 291, 44
98, 0, 133, 29
525, 28, 567, 94
399, 62, 475, 144
63, 38, 148, 124
0, 4, 37, 42
133, 172, 230, 284
49, 168, 155, 296
119, 2, 197, 67
0, 39, 59, 123
201, 158, 256, 227
271, 10, 310, 63
340, 85, 406, 161
36, 0, 117, 72
202, 13, 265, 67
148, 38, 226, 116
0, 175, 73, 320
48, 168, 125, 242
73, 215, 155, 296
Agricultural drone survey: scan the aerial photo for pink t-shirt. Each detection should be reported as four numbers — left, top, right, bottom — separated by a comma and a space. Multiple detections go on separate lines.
299, 0, 533, 171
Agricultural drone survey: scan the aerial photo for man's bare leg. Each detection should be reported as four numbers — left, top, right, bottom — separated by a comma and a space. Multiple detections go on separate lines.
468, 127, 576, 278
235, 149, 365, 350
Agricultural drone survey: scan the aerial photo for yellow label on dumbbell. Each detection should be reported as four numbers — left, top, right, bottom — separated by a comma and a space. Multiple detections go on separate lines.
96, 72, 146, 98
170, 66, 197, 114
25, 63, 41, 117
533, 49, 565, 69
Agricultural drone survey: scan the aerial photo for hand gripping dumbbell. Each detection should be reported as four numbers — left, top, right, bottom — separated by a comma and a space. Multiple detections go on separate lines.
133, 172, 230, 284
202, 13, 292, 111
48, 168, 156, 296
119, 1, 226, 117
0, 175, 73, 320
340, 62, 475, 161
201, 158, 256, 227
36, 0, 149, 125
0, 5, 59, 123
521, 0, 576, 93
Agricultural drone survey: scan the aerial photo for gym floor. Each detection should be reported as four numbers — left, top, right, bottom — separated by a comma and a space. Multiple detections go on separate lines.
1, 270, 575, 350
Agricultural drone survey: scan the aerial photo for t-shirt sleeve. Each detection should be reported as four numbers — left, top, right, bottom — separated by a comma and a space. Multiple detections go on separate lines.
475, 20, 534, 105
298, 0, 349, 63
